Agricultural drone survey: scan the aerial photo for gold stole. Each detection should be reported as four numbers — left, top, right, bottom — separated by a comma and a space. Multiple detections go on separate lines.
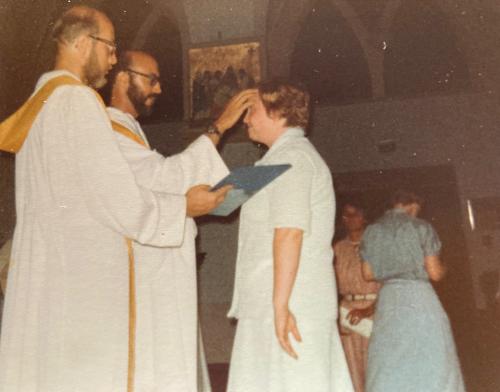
0, 75, 83, 153
0, 76, 144, 391
110, 120, 147, 392
111, 120, 147, 147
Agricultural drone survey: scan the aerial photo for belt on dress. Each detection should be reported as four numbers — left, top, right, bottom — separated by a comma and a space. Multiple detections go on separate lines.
342, 293, 377, 301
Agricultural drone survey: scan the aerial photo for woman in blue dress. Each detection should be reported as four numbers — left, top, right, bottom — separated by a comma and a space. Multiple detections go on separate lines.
359, 190, 465, 392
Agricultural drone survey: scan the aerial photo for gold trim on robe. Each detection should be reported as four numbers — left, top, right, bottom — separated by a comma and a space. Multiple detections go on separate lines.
126, 238, 137, 392
0, 75, 82, 153
110, 119, 147, 392
111, 121, 147, 147
1, 74, 147, 391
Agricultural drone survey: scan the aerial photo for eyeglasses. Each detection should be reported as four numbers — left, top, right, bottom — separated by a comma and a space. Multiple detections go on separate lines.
88, 34, 117, 56
125, 68, 161, 88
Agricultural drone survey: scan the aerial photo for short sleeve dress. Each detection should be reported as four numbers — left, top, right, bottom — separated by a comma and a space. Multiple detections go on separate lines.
227, 128, 354, 392
360, 209, 465, 392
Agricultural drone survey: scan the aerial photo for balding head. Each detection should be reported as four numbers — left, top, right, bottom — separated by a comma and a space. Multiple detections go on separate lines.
52, 6, 108, 45
52, 6, 116, 89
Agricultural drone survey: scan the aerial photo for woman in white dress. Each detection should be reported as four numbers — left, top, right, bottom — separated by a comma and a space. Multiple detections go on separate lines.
227, 81, 353, 392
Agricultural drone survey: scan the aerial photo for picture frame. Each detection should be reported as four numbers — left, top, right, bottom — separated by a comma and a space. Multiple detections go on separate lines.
187, 40, 263, 124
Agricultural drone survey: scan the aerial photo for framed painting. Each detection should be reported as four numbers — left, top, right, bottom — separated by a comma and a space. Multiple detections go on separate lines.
188, 41, 262, 123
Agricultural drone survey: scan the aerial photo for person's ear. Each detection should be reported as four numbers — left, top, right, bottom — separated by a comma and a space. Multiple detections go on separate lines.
74, 34, 92, 59
276, 116, 287, 128
116, 70, 129, 87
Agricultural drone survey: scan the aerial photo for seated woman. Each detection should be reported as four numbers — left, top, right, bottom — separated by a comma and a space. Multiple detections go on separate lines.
334, 202, 380, 392
360, 190, 465, 392
226, 80, 353, 392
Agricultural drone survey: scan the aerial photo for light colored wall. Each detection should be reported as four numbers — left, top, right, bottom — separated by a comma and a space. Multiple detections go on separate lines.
183, 0, 267, 43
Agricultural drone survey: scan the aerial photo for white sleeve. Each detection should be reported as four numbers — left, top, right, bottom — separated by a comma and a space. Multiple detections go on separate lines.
57, 86, 187, 247
116, 133, 229, 194
266, 149, 313, 233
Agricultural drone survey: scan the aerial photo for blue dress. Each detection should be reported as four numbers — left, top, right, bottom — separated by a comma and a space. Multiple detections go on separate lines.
360, 209, 465, 392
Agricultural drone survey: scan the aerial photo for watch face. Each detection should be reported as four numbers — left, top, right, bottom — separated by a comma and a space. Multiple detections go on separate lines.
207, 125, 220, 136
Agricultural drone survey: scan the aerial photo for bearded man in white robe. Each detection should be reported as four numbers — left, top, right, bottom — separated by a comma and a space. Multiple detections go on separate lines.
0, 6, 231, 392
106, 50, 253, 391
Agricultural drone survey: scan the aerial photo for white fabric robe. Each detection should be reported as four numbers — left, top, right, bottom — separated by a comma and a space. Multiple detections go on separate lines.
0, 71, 188, 392
107, 107, 229, 392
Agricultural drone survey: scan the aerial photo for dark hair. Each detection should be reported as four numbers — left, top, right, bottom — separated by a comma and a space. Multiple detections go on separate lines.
341, 201, 366, 217
258, 79, 310, 129
107, 51, 134, 87
391, 190, 423, 207
107, 50, 158, 86
52, 6, 100, 44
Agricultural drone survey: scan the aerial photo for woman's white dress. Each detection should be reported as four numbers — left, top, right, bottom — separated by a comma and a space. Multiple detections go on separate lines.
227, 127, 354, 392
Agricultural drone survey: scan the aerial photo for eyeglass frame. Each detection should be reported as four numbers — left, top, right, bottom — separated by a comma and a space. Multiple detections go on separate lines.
88, 34, 117, 56
125, 68, 161, 88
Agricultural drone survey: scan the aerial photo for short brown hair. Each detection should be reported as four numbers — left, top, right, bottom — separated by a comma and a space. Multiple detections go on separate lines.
258, 80, 310, 129
391, 190, 423, 207
52, 6, 100, 44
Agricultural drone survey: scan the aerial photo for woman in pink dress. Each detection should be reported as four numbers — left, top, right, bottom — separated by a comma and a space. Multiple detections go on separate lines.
334, 203, 380, 392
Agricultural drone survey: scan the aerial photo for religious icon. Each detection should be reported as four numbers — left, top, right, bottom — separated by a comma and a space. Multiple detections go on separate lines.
188, 42, 262, 122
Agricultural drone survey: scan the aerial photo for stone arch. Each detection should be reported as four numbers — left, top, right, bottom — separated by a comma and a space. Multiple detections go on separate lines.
133, 0, 191, 118
132, 0, 190, 50
90, 0, 186, 121
266, 0, 385, 100
289, 0, 373, 105
326, 0, 385, 98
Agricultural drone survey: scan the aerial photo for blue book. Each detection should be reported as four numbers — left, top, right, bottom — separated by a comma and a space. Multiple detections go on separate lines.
210, 164, 292, 216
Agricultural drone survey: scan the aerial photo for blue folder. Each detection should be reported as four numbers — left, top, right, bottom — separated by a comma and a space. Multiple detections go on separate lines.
210, 164, 292, 216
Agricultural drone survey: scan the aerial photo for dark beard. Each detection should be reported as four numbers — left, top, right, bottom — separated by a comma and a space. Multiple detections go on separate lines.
127, 79, 157, 117
84, 46, 106, 89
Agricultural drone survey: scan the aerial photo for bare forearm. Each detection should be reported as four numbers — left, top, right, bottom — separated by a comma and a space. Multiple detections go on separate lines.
361, 261, 375, 281
204, 132, 221, 146
204, 89, 257, 146
425, 255, 446, 281
273, 228, 303, 310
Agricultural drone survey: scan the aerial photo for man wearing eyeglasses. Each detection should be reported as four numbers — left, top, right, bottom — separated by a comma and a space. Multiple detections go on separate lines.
0, 6, 232, 392
106, 50, 255, 392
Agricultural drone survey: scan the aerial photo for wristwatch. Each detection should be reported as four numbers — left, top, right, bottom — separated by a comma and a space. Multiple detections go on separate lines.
205, 124, 222, 138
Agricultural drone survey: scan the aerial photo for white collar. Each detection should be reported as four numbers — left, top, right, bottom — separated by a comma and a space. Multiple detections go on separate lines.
107, 107, 140, 130
261, 127, 305, 161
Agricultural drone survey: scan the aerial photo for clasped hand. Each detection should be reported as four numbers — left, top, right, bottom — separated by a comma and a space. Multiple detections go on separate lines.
185, 184, 232, 217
